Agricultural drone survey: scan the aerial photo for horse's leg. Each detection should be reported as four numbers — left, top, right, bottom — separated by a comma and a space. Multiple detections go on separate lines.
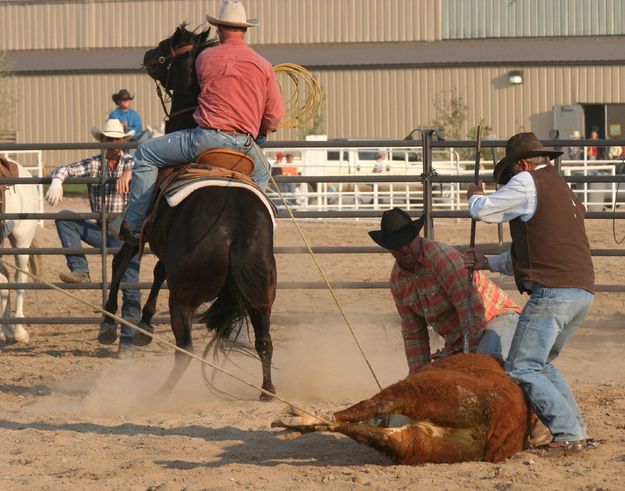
99, 242, 140, 344
133, 260, 166, 347
12, 253, 30, 343
248, 306, 275, 400
160, 297, 194, 394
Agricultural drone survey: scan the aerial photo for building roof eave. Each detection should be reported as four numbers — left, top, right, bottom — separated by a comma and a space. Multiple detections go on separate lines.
7, 37, 625, 75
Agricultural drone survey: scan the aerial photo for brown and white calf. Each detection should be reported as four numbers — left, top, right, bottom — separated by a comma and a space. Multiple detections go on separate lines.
273, 353, 528, 464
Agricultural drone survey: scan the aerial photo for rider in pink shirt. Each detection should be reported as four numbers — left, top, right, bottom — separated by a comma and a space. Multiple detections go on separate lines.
194, 37, 283, 138
120, 0, 284, 244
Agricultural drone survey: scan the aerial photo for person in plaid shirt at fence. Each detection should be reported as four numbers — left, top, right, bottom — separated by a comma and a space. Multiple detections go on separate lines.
369, 207, 521, 374
45, 119, 141, 358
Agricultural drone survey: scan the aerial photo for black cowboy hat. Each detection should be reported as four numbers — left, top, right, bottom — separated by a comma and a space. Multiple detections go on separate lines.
368, 208, 425, 250
112, 89, 134, 104
493, 132, 563, 185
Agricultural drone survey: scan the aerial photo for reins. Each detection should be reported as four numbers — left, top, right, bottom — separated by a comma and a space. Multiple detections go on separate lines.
147, 42, 198, 123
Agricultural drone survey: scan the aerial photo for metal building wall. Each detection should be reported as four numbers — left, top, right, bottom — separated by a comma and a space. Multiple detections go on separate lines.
14, 64, 625, 168
444, 0, 625, 39
0, 0, 440, 50
315, 65, 625, 141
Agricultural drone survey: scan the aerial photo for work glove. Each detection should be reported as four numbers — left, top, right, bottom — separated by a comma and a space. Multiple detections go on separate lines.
45, 178, 64, 206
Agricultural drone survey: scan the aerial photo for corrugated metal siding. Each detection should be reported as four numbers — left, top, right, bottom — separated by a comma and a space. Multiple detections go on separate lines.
0, 0, 440, 51
444, 0, 625, 39
12, 65, 625, 167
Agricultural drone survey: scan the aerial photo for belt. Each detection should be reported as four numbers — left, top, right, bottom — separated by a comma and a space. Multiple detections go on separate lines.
206, 127, 250, 137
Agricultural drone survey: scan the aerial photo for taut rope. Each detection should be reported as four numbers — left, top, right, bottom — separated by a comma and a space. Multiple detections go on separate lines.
0, 258, 334, 426
267, 175, 383, 391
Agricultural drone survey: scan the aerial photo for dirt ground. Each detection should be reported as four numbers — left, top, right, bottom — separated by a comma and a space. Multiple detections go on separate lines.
1, 197, 624, 490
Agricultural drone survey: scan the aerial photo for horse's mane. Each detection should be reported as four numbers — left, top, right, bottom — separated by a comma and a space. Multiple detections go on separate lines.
175, 22, 218, 54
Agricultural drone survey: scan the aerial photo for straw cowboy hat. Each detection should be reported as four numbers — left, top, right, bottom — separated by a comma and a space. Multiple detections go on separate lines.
368, 208, 425, 250
91, 119, 135, 141
111, 89, 134, 105
206, 0, 259, 28
493, 132, 563, 185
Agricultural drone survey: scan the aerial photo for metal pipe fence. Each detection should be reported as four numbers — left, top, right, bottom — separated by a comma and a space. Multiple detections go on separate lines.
1, 137, 624, 324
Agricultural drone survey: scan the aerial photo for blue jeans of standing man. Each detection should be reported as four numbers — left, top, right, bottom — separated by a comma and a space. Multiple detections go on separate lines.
55, 213, 142, 338
504, 284, 594, 442
476, 310, 519, 361
124, 126, 271, 232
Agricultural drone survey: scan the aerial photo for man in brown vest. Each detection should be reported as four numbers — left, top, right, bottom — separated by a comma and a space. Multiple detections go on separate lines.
463, 132, 595, 455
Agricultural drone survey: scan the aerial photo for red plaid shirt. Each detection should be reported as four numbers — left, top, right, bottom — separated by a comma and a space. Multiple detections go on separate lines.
390, 238, 520, 374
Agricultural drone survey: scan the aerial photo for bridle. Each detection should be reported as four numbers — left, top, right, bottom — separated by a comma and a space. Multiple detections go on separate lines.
144, 42, 197, 122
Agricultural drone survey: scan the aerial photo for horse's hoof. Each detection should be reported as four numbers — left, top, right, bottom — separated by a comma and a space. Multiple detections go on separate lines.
3, 327, 16, 344
259, 386, 276, 402
13, 326, 30, 344
132, 322, 154, 346
98, 321, 118, 345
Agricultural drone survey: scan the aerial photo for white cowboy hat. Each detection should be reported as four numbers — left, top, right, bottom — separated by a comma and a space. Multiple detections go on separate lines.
570, 130, 582, 139
91, 119, 135, 141
206, 0, 259, 28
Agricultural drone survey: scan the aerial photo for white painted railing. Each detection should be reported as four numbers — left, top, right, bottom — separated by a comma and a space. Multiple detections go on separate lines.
267, 147, 622, 212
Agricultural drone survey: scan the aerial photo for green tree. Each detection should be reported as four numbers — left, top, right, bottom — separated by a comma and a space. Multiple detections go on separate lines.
296, 88, 326, 140
431, 91, 468, 140
0, 52, 17, 134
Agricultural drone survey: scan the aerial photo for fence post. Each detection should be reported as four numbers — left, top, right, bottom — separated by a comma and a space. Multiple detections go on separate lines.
421, 129, 435, 238
491, 147, 504, 245
99, 149, 108, 308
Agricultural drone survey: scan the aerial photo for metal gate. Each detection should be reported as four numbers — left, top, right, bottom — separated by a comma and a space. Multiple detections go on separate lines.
1, 133, 625, 325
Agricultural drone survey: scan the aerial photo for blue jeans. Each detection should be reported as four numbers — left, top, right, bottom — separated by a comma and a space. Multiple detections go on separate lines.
476, 310, 519, 361
504, 284, 593, 442
55, 213, 142, 337
124, 126, 271, 231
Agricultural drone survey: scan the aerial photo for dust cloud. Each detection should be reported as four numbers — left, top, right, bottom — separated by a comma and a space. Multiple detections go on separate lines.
24, 316, 412, 418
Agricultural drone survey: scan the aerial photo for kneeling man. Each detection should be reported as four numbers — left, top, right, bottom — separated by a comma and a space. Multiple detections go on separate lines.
369, 207, 520, 374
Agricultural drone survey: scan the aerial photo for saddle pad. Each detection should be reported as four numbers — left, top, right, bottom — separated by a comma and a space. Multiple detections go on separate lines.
165, 179, 277, 229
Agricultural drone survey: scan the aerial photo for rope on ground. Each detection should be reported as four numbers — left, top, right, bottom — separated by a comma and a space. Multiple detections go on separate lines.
0, 257, 334, 426
267, 176, 383, 391
273, 63, 322, 129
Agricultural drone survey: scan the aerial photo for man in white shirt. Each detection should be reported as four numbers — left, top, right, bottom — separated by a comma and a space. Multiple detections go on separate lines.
463, 132, 596, 456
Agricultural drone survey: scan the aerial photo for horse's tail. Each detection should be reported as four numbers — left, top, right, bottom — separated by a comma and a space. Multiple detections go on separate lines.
28, 237, 42, 278
201, 244, 267, 355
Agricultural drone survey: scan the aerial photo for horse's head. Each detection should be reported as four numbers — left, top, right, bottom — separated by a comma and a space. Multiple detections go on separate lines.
143, 24, 216, 92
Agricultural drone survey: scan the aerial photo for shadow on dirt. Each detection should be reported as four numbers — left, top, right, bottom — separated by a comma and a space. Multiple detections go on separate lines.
0, 419, 389, 466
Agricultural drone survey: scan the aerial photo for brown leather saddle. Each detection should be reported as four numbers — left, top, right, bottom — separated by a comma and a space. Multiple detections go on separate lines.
142, 148, 258, 237
156, 148, 256, 192
0, 156, 19, 243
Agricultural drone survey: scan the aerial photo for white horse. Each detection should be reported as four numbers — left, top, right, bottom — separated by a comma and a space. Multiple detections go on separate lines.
0, 159, 40, 344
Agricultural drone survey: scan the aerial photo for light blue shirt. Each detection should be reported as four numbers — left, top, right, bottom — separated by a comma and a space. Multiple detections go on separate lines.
109, 107, 143, 141
468, 165, 547, 276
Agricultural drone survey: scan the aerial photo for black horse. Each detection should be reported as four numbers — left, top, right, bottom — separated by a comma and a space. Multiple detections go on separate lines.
102, 25, 277, 399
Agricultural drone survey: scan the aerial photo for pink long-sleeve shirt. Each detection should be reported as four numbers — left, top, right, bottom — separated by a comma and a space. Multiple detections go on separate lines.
193, 38, 284, 138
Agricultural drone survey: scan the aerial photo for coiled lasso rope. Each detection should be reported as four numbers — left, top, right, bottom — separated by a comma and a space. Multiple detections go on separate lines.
273, 63, 322, 128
